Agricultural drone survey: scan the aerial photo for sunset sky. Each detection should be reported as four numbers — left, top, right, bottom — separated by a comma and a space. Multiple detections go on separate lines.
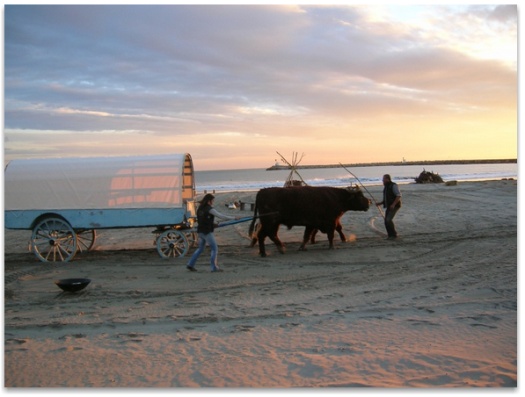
3, 3, 518, 170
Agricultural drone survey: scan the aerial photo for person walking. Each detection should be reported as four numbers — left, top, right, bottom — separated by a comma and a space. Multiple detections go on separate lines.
187, 193, 239, 272
376, 174, 402, 239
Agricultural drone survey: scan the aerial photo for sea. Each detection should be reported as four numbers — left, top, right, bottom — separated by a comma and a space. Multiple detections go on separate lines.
194, 162, 518, 193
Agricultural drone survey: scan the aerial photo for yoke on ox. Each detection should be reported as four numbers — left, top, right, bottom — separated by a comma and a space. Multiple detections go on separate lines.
248, 186, 370, 257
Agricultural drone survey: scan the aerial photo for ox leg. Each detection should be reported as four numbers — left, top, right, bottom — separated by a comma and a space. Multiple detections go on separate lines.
327, 229, 336, 249
309, 228, 318, 244
269, 235, 285, 254
249, 223, 261, 248
336, 223, 346, 242
300, 227, 314, 251
258, 226, 285, 257
267, 225, 285, 254
257, 231, 267, 257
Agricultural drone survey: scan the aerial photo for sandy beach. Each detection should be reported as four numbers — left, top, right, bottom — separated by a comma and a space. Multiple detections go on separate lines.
3, 180, 517, 388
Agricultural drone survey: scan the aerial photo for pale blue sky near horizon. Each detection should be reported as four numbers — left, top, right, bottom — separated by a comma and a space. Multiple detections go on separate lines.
3, 3, 518, 171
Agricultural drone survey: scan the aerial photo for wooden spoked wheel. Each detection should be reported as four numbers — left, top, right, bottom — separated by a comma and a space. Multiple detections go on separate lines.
76, 229, 97, 253
31, 217, 78, 262
156, 229, 189, 258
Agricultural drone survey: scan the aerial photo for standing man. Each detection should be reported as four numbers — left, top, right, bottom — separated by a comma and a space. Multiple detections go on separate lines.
187, 193, 238, 272
377, 174, 402, 239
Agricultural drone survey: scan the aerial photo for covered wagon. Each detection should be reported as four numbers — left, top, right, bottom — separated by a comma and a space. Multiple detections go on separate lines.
5, 153, 197, 262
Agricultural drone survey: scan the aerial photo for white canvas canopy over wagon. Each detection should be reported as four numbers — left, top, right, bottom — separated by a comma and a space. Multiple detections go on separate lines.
4, 153, 197, 262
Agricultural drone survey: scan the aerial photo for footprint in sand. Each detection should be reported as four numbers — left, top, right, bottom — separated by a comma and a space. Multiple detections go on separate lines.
232, 324, 255, 333
5, 338, 28, 345
457, 314, 501, 329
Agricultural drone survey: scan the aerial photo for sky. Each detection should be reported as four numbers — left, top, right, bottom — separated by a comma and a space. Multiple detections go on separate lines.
3, 3, 518, 171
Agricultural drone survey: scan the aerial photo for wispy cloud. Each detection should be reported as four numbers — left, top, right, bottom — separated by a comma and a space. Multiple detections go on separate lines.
4, 4, 517, 169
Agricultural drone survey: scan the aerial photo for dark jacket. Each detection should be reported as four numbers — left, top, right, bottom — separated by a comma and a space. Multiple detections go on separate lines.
383, 182, 402, 209
197, 204, 215, 234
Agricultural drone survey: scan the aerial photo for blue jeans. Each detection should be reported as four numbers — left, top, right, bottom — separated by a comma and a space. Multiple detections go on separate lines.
187, 232, 219, 270
384, 206, 400, 238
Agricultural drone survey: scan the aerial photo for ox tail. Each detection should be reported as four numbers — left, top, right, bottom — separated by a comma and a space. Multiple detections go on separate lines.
248, 200, 259, 237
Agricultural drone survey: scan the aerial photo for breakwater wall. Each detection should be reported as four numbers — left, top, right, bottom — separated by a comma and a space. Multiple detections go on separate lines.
266, 159, 517, 171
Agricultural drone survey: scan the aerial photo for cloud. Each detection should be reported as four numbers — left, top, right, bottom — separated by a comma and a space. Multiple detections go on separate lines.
4, 4, 517, 169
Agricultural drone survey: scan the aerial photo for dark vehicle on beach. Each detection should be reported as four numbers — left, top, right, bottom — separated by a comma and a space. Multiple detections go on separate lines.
249, 186, 370, 257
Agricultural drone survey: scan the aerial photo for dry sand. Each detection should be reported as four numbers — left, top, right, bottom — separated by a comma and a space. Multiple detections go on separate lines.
3, 180, 517, 388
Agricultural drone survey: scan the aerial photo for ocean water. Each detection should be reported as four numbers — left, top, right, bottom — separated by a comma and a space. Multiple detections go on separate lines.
195, 163, 518, 193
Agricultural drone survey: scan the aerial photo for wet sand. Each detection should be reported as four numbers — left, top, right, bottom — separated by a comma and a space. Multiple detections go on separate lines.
3, 180, 517, 388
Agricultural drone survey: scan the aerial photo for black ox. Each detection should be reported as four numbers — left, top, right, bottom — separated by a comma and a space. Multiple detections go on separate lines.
248, 186, 370, 257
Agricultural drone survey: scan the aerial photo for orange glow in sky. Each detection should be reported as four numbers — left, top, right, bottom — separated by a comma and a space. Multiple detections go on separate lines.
4, 4, 517, 170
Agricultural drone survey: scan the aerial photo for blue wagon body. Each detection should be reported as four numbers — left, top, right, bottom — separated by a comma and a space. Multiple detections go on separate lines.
5, 207, 192, 230
5, 153, 197, 261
